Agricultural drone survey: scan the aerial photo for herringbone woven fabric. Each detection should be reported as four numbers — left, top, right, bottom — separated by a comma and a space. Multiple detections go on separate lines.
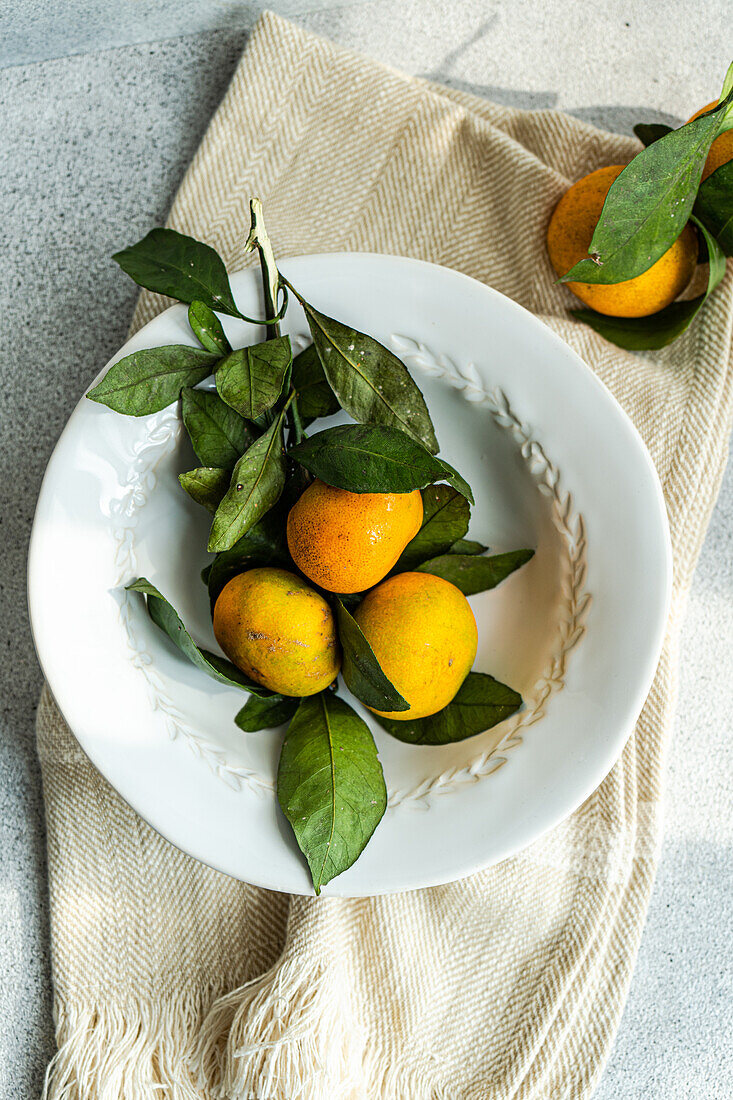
38, 12, 733, 1099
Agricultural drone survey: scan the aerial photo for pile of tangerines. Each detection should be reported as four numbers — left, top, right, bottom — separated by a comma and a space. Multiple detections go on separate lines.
213, 482, 477, 721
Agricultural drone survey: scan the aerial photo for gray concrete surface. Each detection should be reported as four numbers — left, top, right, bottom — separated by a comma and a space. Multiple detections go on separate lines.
1, 3, 731, 1096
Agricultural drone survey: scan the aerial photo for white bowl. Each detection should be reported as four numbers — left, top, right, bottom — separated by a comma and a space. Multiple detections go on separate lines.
28, 254, 671, 896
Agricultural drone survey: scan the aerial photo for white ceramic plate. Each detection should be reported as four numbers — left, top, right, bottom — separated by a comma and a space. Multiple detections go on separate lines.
28, 254, 671, 896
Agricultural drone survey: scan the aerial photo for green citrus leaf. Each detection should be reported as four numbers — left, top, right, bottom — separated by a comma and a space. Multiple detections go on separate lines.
277, 693, 387, 894
394, 484, 470, 572
181, 387, 255, 469
373, 672, 522, 745
113, 228, 240, 316
335, 600, 409, 712
337, 592, 363, 612
206, 506, 291, 608
207, 412, 287, 552
281, 458, 314, 512
571, 217, 727, 350
216, 336, 292, 420
289, 424, 447, 493
296, 295, 438, 452
87, 345, 219, 416
291, 343, 340, 426
450, 538, 487, 555
561, 85, 733, 285
633, 122, 673, 148
720, 60, 733, 104
178, 467, 230, 513
125, 578, 271, 695
416, 549, 534, 595
694, 159, 733, 255
437, 459, 475, 505
188, 300, 232, 354
235, 693, 299, 731
571, 302, 699, 350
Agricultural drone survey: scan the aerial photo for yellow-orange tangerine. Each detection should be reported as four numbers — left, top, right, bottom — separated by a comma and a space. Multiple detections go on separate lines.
287, 480, 423, 594
353, 571, 478, 720
547, 165, 698, 318
213, 567, 340, 696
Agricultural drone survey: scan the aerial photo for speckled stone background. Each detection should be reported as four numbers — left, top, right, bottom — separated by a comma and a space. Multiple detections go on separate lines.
1, 3, 731, 1097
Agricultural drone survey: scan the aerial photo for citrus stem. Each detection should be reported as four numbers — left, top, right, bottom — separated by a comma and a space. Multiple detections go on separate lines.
245, 198, 303, 441
289, 394, 305, 446
245, 198, 281, 341
279, 273, 304, 304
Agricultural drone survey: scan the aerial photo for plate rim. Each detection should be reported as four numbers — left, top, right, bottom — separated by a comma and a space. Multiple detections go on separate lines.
28, 252, 672, 895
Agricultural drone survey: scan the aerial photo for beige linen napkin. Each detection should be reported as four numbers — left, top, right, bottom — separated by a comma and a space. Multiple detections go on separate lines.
38, 12, 733, 1099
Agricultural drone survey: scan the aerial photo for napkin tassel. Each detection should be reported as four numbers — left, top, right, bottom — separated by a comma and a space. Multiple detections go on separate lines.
194, 899, 367, 1099
42, 990, 217, 1099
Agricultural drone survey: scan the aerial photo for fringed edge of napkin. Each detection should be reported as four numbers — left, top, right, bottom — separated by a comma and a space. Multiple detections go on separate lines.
194, 937, 367, 1100
43, 953, 371, 1100
42, 989, 219, 1100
